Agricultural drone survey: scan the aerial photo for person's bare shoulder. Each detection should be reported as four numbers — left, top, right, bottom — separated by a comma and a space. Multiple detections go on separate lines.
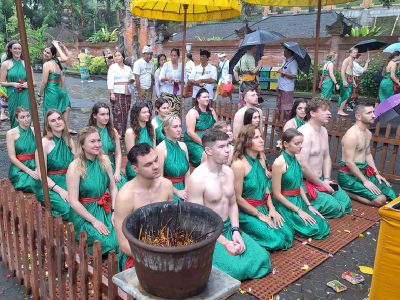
222, 164, 234, 178
297, 122, 309, 134
273, 154, 285, 168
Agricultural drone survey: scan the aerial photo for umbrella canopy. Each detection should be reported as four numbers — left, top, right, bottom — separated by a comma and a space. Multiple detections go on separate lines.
244, 0, 351, 4
229, 44, 265, 76
353, 39, 388, 53
375, 94, 400, 118
130, 0, 241, 22
383, 43, 400, 53
0, 86, 7, 98
239, 30, 285, 48
282, 41, 311, 73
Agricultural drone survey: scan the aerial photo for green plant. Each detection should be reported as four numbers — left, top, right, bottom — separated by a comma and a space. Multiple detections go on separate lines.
358, 55, 386, 98
87, 27, 118, 43
346, 25, 383, 37
88, 56, 107, 75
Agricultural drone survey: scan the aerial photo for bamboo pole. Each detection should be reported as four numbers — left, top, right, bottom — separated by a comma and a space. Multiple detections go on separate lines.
312, 0, 322, 97
180, 4, 189, 120
391, 15, 399, 36
14, 0, 51, 210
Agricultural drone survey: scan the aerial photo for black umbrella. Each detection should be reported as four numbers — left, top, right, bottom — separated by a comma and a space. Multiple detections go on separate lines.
229, 45, 265, 77
282, 41, 311, 74
239, 30, 285, 48
353, 39, 388, 53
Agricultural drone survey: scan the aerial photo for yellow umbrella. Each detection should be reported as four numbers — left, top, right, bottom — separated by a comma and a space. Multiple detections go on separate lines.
0, 86, 7, 98
130, 0, 241, 115
243, 0, 357, 96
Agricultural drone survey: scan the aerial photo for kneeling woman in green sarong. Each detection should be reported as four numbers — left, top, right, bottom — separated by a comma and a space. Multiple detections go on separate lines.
151, 97, 170, 145
283, 99, 307, 131
231, 125, 294, 250
378, 51, 400, 103
35, 110, 74, 220
7, 107, 39, 192
67, 126, 119, 254
184, 88, 217, 167
156, 115, 189, 202
272, 129, 330, 239
125, 102, 155, 180
88, 102, 127, 190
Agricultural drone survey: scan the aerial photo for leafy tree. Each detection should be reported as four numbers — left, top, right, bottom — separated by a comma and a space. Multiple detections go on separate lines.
379, 0, 395, 8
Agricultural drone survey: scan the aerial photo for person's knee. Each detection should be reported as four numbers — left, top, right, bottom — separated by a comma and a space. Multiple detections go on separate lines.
373, 195, 387, 207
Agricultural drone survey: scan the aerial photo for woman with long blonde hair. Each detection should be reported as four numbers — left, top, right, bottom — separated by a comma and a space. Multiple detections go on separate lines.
320, 51, 339, 100
35, 109, 74, 220
67, 126, 118, 254
231, 125, 294, 250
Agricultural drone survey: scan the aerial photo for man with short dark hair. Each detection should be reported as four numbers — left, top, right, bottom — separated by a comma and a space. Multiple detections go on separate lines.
133, 45, 154, 102
114, 143, 173, 271
232, 88, 263, 139
187, 128, 271, 280
339, 103, 397, 206
297, 97, 352, 218
337, 47, 358, 116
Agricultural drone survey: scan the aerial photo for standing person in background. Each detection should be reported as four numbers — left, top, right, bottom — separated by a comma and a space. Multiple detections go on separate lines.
160, 48, 184, 116
337, 48, 358, 116
183, 53, 195, 98
153, 54, 166, 99
276, 46, 298, 115
103, 48, 114, 69
320, 52, 339, 101
78, 48, 93, 83
188, 49, 217, 106
1, 42, 10, 121
133, 45, 154, 104
0, 40, 35, 128
349, 53, 370, 107
379, 51, 400, 103
214, 53, 232, 103
107, 50, 133, 138
283, 99, 307, 131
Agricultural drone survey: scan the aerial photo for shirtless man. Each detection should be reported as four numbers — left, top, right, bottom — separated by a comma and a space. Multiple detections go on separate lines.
232, 88, 263, 140
187, 128, 271, 281
337, 48, 358, 116
114, 143, 173, 271
297, 97, 352, 219
338, 103, 397, 206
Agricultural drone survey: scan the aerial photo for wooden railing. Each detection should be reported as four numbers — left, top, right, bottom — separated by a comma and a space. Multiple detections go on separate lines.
0, 179, 133, 300
215, 102, 400, 181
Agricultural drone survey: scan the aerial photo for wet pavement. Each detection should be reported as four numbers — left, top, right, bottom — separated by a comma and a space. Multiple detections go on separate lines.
0, 75, 398, 299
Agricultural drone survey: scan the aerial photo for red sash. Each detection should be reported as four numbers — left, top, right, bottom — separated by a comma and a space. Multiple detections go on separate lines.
16, 153, 35, 161
245, 193, 269, 207
48, 168, 68, 175
281, 188, 300, 196
165, 175, 185, 184
339, 165, 375, 177
125, 256, 135, 270
80, 192, 112, 214
195, 129, 207, 133
48, 78, 61, 83
304, 179, 330, 200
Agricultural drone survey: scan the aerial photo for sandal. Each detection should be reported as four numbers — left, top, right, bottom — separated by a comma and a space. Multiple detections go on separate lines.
337, 112, 349, 117
68, 129, 78, 135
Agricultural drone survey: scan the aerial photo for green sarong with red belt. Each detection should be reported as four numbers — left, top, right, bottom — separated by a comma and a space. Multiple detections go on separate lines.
338, 73, 353, 106
212, 218, 271, 281
273, 151, 330, 239
118, 252, 134, 272
8, 126, 39, 193
320, 67, 335, 100
184, 111, 215, 167
378, 72, 395, 102
35, 136, 73, 220
239, 154, 294, 250
42, 72, 65, 115
338, 161, 397, 202
303, 178, 352, 219
163, 138, 189, 202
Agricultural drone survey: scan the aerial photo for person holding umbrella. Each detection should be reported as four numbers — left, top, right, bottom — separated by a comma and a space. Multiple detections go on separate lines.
379, 51, 400, 103
350, 53, 370, 105
277, 46, 298, 114
337, 48, 358, 117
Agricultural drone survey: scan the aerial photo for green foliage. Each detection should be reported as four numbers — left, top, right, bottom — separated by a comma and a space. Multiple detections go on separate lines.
87, 27, 118, 43
359, 55, 386, 98
346, 25, 383, 37
88, 56, 107, 75
379, 0, 395, 8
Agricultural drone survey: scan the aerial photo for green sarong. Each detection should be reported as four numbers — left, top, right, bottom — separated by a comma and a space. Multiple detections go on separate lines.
239, 154, 294, 250
337, 73, 353, 106
70, 158, 118, 254
338, 161, 397, 202
6, 59, 31, 128
378, 72, 395, 102
213, 218, 271, 281
304, 178, 352, 219
97, 126, 127, 190
125, 126, 154, 180
320, 69, 335, 100
273, 151, 330, 239
8, 126, 38, 193
184, 111, 215, 167
164, 138, 189, 202
35, 136, 73, 220
154, 115, 165, 145
42, 72, 66, 115
294, 116, 305, 129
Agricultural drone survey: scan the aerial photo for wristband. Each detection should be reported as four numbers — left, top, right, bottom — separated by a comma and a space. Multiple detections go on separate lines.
295, 207, 300, 213
111, 208, 115, 213
231, 226, 241, 234
50, 183, 57, 190
37, 94, 42, 98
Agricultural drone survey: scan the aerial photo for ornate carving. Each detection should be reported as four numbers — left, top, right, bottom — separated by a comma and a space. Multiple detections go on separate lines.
326, 13, 352, 36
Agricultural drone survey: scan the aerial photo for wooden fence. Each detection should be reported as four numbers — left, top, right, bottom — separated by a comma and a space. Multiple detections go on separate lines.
0, 179, 134, 300
215, 102, 400, 181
